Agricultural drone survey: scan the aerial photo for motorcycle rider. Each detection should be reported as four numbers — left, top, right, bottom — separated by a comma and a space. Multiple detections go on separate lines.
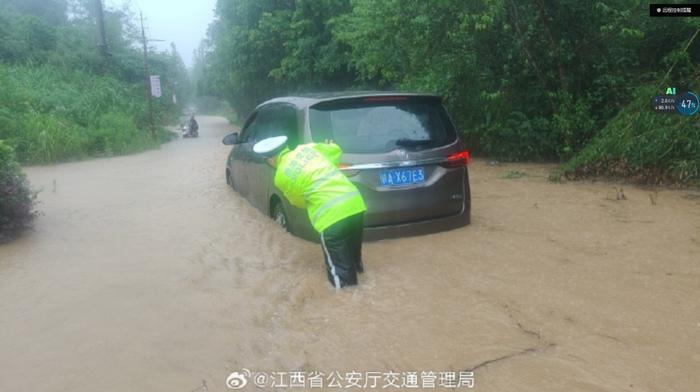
188, 114, 199, 137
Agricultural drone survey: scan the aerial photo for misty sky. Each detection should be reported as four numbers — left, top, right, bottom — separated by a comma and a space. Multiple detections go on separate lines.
105, 0, 217, 68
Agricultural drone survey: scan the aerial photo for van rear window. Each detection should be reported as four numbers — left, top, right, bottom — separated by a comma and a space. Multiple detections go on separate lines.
309, 97, 457, 153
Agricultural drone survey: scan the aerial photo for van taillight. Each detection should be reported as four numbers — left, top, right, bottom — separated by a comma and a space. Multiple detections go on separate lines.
441, 150, 470, 168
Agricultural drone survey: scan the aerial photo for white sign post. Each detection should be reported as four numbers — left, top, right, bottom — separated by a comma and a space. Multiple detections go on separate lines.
150, 75, 162, 98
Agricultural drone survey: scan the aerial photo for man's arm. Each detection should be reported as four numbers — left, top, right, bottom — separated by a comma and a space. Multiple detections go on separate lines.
273, 167, 307, 209
286, 193, 306, 209
312, 142, 342, 166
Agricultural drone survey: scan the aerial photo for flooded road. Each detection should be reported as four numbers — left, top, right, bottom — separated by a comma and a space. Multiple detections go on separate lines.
1, 115, 699, 391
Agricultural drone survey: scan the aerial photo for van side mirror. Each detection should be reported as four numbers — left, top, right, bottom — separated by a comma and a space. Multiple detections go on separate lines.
222, 132, 239, 145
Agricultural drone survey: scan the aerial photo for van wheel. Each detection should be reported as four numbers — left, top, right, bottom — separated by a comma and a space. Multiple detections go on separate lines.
272, 201, 289, 232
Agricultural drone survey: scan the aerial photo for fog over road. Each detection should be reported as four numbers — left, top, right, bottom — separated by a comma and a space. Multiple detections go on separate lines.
1, 116, 699, 391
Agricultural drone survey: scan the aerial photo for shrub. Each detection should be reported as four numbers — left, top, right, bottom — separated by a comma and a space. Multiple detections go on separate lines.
0, 141, 36, 242
563, 84, 700, 185
0, 64, 174, 163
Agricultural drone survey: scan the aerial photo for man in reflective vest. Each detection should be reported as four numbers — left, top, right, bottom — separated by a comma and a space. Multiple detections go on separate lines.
260, 137, 366, 289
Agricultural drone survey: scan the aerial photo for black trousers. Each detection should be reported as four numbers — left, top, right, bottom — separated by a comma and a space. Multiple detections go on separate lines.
320, 212, 364, 289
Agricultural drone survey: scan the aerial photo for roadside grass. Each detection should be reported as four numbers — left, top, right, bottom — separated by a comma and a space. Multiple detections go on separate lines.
0, 64, 174, 164
0, 141, 36, 242
502, 170, 527, 179
562, 84, 700, 186
547, 171, 564, 183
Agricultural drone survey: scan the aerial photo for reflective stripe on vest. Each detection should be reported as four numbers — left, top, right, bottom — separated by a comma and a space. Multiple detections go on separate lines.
311, 191, 361, 226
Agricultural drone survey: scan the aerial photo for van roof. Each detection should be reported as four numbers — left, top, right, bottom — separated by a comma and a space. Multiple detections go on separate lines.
257, 91, 442, 110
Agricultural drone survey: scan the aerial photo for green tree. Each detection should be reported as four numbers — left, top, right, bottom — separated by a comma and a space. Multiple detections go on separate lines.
199, 0, 700, 181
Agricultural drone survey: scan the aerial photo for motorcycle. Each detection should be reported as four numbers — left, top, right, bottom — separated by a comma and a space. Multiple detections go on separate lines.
181, 123, 198, 138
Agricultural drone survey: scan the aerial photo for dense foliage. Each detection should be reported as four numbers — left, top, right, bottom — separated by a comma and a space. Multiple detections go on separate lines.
0, 64, 174, 162
0, 0, 192, 163
563, 81, 700, 184
0, 141, 35, 242
198, 0, 700, 184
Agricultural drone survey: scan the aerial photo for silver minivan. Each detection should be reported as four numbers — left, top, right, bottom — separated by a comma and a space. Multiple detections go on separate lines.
223, 92, 471, 241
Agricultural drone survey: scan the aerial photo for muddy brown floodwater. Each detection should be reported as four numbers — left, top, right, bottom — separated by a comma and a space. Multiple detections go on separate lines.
1, 116, 700, 392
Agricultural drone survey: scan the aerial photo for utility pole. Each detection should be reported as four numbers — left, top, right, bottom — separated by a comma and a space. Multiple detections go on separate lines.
95, 0, 109, 73
140, 11, 156, 138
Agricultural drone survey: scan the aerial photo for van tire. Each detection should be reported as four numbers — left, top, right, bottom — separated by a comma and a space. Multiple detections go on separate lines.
271, 200, 290, 232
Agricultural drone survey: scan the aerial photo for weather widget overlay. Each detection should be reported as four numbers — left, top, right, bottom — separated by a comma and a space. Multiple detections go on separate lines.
652, 87, 699, 116
649, 4, 700, 17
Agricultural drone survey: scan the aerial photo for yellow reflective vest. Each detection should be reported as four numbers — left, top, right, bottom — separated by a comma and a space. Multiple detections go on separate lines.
274, 143, 367, 233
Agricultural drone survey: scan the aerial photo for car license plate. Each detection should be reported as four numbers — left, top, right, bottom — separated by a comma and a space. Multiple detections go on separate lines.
379, 167, 425, 187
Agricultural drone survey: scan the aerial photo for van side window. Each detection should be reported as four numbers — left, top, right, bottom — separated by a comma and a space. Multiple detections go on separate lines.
239, 111, 259, 143
254, 105, 298, 145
